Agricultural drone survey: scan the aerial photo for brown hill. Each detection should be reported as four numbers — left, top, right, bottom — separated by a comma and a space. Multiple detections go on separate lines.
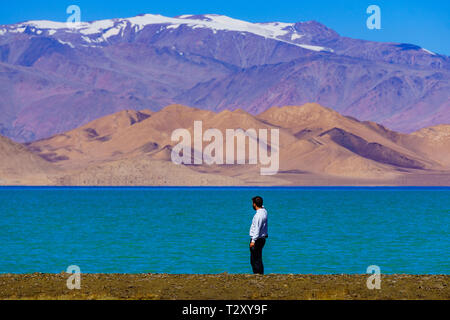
258, 104, 441, 179
0, 135, 57, 185
28, 105, 213, 167
23, 103, 450, 186
409, 125, 450, 167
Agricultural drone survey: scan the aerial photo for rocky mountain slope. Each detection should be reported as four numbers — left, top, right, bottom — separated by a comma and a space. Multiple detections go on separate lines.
12, 103, 449, 186
0, 14, 448, 142
0, 134, 56, 184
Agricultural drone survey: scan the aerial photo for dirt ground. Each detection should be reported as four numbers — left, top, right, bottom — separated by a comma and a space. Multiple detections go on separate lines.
0, 274, 448, 300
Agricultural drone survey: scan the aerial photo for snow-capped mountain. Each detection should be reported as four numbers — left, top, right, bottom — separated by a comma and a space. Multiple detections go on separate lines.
2, 14, 332, 52
0, 14, 448, 141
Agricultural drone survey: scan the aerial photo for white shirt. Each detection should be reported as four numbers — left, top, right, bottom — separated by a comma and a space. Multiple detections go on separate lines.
249, 207, 268, 242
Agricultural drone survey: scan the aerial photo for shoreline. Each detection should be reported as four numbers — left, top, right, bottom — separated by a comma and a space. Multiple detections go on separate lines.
0, 274, 448, 300
1, 186, 450, 188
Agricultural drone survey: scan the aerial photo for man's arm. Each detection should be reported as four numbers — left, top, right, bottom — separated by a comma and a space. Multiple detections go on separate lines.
249, 213, 262, 247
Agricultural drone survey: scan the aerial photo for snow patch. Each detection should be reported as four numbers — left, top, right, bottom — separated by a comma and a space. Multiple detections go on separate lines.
255, 22, 295, 37
25, 20, 69, 29
10, 27, 26, 33
103, 26, 122, 39
79, 20, 115, 35
81, 35, 104, 44
58, 40, 75, 48
297, 43, 328, 52
10, 13, 332, 52
422, 48, 436, 56
166, 24, 181, 30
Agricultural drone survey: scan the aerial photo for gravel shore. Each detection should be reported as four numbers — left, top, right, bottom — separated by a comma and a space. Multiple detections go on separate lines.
0, 274, 448, 300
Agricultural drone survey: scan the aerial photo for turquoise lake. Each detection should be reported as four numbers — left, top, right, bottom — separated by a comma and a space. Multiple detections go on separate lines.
0, 187, 448, 274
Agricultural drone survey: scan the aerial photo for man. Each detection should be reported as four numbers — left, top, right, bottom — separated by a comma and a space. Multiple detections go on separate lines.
249, 196, 268, 275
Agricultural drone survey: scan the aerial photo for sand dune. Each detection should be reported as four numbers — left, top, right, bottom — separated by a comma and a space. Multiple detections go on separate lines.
2, 103, 447, 186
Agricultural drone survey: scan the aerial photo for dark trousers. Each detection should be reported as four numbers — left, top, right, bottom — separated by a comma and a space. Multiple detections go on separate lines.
250, 238, 266, 274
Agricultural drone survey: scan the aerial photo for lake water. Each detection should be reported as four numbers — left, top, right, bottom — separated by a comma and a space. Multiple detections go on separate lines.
0, 187, 448, 274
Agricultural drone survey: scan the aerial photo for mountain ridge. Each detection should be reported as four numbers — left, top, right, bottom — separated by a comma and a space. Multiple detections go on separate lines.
0, 103, 443, 186
0, 13, 448, 142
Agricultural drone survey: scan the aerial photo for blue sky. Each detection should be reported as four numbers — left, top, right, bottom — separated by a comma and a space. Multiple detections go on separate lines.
1, 0, 449, 55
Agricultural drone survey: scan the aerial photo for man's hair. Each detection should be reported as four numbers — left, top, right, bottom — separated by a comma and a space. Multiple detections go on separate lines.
252, 196, 263, 208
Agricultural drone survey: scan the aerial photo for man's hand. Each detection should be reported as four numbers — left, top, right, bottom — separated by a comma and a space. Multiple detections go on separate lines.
250, 241, 255, 248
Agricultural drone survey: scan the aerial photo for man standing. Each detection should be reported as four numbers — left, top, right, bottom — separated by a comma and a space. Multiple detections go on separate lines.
249, 196, 268, 275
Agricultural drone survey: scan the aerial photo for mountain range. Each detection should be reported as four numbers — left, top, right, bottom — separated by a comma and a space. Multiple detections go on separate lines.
1, 103, 448, 186
0, 14, 449, 142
